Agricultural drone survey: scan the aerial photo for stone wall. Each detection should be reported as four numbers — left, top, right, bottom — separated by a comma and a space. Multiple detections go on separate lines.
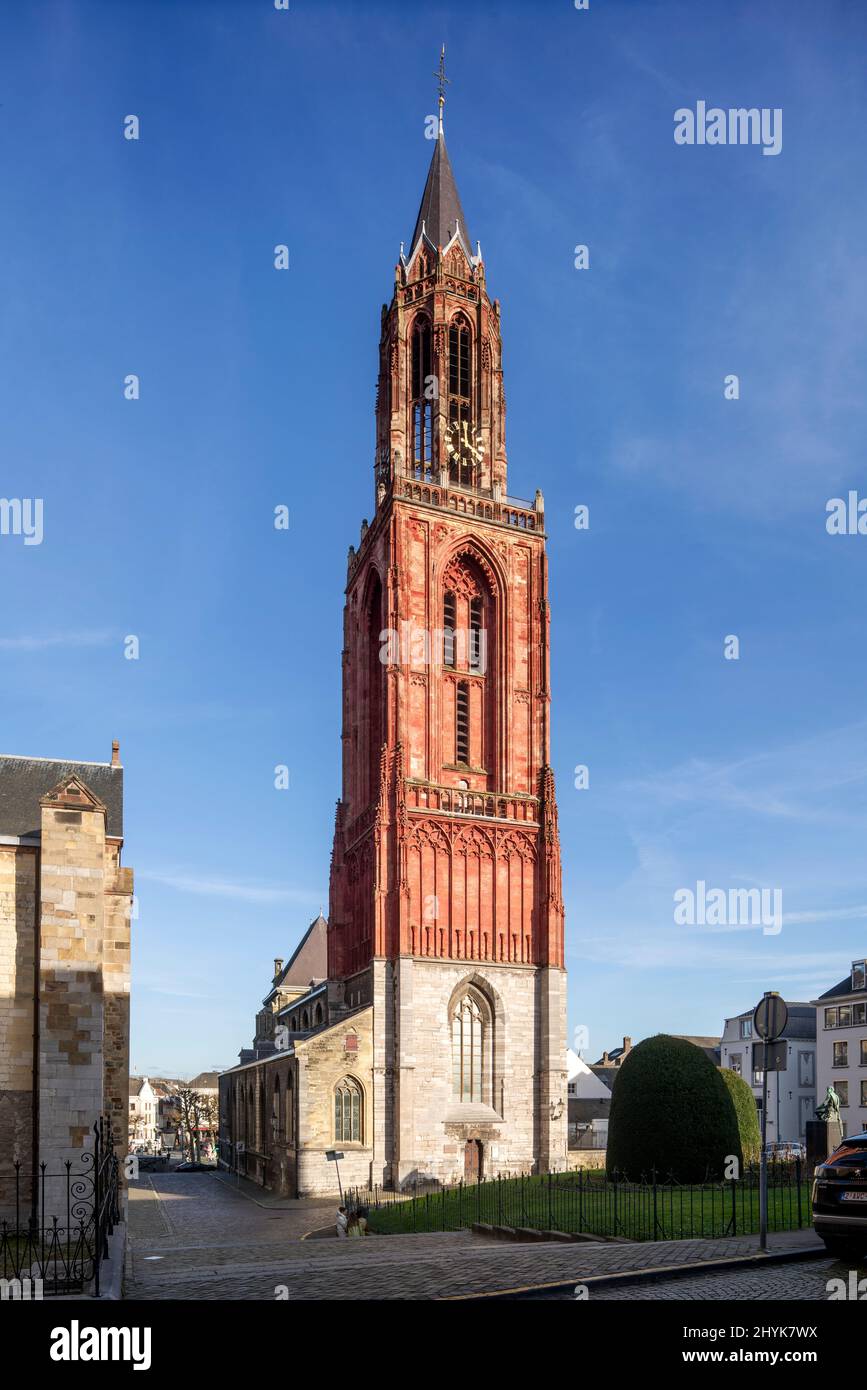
0, 770, 133, 1219
390, 958, 567, 1187
0, 846, 37, 1212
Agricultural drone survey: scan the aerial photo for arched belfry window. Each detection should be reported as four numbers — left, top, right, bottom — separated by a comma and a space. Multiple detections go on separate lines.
411, 318, 434, 481
451, 990, 490, 1103
334, 1077, 363, 1142
448, 316, 473, 486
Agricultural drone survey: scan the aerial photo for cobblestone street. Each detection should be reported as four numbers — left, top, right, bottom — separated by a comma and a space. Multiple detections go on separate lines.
588, 1257, 864, 1300
125, 1169, 839, 1301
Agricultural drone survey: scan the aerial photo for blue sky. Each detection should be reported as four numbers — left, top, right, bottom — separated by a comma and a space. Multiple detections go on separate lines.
2, 0, 866, 1076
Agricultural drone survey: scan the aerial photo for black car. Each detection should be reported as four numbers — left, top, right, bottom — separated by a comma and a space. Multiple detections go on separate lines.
175, 1161, 215, 1172
812, 1131, 867, 1257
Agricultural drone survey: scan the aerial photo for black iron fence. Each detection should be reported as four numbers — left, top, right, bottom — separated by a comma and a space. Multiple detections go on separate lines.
349, 1160, 811, 1242
0, 1117, 120, 1297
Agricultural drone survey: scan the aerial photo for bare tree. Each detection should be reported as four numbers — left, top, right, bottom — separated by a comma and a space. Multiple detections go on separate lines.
176, 1086, 205, 1162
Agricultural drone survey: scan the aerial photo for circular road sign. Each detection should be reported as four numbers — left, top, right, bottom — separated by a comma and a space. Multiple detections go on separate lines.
753, 992, 788, 1043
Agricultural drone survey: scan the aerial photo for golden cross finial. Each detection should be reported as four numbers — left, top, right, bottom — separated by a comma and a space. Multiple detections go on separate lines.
435, 45, 449, 130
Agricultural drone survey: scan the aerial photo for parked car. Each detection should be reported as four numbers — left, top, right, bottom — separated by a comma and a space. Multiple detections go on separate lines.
812, 1131, 867, 1258
175, 1161, 215, 1172
765, 1141, 806, 1160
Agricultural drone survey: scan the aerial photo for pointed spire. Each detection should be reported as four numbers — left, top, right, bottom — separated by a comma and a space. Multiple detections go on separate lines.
408, 47, 472, 260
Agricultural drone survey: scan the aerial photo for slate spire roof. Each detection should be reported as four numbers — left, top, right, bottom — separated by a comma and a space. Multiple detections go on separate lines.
409, 130, 473, 261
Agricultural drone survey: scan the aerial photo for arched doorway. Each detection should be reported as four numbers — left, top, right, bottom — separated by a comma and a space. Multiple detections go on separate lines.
464, 1138, 483, 1182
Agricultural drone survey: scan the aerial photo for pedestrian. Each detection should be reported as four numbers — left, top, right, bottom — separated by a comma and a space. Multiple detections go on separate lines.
336, 1204, 348, 1238
356, 1205, 369, 1236
347, 1210, 363, 1238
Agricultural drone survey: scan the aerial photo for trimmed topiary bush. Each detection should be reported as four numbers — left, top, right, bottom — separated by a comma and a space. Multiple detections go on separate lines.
606, 1034, 742, 1182
719, 1065, 761, 1167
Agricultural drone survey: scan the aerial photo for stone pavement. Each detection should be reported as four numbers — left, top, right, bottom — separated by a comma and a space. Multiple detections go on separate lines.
126, 1169, 828, 1301
571, 1254, 865, 1300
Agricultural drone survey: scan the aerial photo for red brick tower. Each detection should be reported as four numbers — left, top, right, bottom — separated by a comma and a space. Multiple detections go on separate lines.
328, 78, 567, 1185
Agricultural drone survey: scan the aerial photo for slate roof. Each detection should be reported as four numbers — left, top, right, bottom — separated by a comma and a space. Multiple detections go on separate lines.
409, 131, 473, 260
0, 754, 124, 838
817, 972, 867, 1001
267, 913, 328, 999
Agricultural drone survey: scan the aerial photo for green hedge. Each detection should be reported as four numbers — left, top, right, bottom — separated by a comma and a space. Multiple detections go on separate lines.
606, 1034, 742, 1182
719, 1065, 761, 1167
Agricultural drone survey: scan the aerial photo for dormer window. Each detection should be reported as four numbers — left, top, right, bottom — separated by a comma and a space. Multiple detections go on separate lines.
853, 960, 866, 992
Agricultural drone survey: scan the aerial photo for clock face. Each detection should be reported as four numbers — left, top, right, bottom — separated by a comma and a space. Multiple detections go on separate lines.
446, 419, 483, 467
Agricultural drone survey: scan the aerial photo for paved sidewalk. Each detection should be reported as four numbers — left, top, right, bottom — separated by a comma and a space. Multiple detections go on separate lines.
126, 1171, 825, 1300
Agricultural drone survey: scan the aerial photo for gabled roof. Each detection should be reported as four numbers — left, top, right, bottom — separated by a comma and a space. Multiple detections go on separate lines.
0, 754, 124, 838
409, 131, 472, 261
267, 913, 328, 999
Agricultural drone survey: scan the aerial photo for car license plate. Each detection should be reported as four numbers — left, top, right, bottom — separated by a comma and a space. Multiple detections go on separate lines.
840, 1191, 867, 1202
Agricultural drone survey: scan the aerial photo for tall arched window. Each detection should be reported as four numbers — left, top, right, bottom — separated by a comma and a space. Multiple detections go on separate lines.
441, 552, 495, 776
455, 680, 470, 765
443, 590, 456, 668
451, 990, 489, 1103
334, 1077, 363, 1142
448, 316, 473, 485
411, 318, 433, 480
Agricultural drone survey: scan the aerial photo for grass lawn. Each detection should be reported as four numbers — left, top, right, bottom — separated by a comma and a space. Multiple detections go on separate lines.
365, 1171, 812, 1241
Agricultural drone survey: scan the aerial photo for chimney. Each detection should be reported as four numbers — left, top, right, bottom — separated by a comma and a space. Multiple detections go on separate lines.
623, 1036, 632, 1053
601, 1051, 609, 1065
111, 740, 120, 767
274, 958, 283, 978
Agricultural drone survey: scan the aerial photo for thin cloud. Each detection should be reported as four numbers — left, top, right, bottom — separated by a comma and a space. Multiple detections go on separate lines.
0, 631, 114, 651
138, 869, 323, 907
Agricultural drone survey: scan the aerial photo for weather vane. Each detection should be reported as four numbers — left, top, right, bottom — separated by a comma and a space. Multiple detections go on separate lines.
435, 45, 449, 132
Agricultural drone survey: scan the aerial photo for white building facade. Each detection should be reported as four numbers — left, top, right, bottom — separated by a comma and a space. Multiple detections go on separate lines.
720, 1003, 816, 1146
812, 960, 867, 1138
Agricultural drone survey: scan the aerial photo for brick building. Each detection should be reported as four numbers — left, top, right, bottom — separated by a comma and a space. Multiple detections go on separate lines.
0, 744, 133, 1214
220, 90, 567, 1196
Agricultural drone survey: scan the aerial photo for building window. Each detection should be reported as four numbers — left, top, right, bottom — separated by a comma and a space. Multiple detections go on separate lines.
837, 1080, 849, 1107
861, 1040, 867, 1067
469, 595, 483, 671
334, 1078, 362, 1143
455, 681, 469, 764
839, 1005, 853, 1028
730, 1054, 742, 1076
451, 990, 488, 1103
740, 1019, 752, 1039
852, 960, 866, 992
854, 1003, 866, 1026
411, 318, 434, 480
861, 1079, 867, 1108
833, 1041, 849, 1068
443, 591, 456, 667
825, 1007, 838, 1029
448, 317, 473, 486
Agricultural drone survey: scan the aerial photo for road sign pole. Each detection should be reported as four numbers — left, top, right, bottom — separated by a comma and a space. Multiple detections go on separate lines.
753, 991, 787, 1255
760, 1039, 768, 1251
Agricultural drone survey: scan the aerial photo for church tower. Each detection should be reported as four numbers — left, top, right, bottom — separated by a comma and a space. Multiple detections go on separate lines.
328, 63, 567, 1185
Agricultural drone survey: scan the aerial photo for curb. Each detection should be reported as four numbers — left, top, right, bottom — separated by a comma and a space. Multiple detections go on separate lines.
444, 1243, 827, 1300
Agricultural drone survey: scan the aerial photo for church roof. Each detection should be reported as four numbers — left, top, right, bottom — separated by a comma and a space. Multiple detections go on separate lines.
409, 131, 472, 260
268, 913, 328, 998
0, 753, 124, 838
